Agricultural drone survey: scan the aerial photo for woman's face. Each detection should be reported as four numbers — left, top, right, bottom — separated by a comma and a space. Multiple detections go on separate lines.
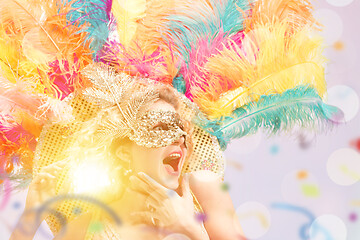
129, 100, 188, 190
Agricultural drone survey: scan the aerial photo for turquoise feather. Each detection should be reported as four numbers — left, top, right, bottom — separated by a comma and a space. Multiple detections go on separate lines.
196, 86, 344, 150
166, 0, 251, 63
63, 0, 113, 58
172, 75, 187, 94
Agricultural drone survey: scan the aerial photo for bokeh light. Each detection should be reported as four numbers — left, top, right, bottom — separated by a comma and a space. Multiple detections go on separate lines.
326, 85, 359, 122
313, 9, 343, 45
326, 0, 355, 7
327, 148, 360, 186
234, 201, 271, 239
310, 214, 347, 240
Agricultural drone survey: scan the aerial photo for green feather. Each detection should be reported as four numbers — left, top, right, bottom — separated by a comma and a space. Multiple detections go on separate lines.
197, 85, 343, 150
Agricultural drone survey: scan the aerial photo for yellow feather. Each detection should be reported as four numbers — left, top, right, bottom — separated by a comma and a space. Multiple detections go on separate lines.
193, 21, 326, 119
112, 0, 146, 46
132, 0, 176, 54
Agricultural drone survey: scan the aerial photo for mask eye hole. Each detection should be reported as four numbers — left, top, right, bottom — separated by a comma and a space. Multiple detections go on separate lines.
152, 122, 169, 131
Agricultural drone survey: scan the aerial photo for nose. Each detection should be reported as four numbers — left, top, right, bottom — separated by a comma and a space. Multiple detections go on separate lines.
172, 135, 186, 147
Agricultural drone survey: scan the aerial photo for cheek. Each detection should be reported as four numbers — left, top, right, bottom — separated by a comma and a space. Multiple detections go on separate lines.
131, 147, 163, 172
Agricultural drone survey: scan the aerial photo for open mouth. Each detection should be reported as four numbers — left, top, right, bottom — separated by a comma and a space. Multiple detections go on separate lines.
163, 152, 182, 175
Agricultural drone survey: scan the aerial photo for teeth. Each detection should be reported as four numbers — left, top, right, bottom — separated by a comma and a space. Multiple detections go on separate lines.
168, 153, 181, 158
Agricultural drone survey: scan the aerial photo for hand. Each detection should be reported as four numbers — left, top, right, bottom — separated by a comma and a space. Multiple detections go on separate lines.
10, 160, 68, 240
25, 160, 67, 212
129, 172, 209, 240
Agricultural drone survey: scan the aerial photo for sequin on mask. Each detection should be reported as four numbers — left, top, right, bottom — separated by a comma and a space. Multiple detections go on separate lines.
129, 111, 188, 148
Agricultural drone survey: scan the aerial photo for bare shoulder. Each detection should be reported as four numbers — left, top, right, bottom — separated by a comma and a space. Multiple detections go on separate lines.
189, 170, 233, 210
188, 170, 245, 240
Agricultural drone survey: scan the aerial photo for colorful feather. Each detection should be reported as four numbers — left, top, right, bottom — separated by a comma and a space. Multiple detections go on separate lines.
65, 0, 113, 57
98, 40, 177, 83
165, 0, 251, 63
131, 0, 176, 54
244, 0, 319, 34
192, 21, 326, 119
0, 0, 94, 97
181, 31, 245, 100
111, 0, 146, 47
197, 86, 343, 149
0, 76, 74, 123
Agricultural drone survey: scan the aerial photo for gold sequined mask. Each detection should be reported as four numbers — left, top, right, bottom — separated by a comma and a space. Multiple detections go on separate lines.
129, 111, 188, 148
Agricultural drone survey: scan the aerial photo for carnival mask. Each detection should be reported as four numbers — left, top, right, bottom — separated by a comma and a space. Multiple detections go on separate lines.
129, 110, 188, 148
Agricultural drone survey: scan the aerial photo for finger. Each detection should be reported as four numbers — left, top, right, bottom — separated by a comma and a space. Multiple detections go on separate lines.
129, 176, 164, 204
129, 211, 155, 226
136, 172, 169, 199
129, 174, 167, 201
138, 172, 168, 192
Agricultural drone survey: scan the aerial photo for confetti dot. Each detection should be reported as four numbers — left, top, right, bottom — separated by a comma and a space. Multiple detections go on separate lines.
88, 221, 104, 233
326, 0, 355, 7
13, 201, 21, 209
226, 158, 243, 171
325, 39, 358, 74
282, 171, 320, 202
270, 145, 279, 155
333, 41, 345, 51
221, 182, 230, 191
298, 132, 316, 149
235, 202, 271, 239
327, 148, 360, 186
314, 9, 343, 45
326, 85, 359, 122
310, 214, 347, 240
195, 213, 207, 222
297, 170, 308, 180
162, 234, 191, 240
301, 184, 320, 197
350, 138, 360, 152
349, 212, 357, 222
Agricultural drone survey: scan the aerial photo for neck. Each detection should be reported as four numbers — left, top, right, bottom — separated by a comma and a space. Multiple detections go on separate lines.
109, 187, 148, 224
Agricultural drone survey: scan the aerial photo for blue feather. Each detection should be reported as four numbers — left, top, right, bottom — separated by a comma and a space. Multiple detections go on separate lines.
165, 0, 251, 64
196, 86, 344, 150
63, 0, 113, 58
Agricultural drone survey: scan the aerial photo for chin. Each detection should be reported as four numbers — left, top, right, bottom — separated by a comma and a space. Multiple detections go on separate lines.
164, 180, 179, 190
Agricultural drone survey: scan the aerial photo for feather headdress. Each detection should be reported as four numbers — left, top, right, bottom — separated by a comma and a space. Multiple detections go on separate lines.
0, 0, 342, 188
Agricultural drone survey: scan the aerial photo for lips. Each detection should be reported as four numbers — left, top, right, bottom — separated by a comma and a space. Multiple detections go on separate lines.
163, 151, 183, 175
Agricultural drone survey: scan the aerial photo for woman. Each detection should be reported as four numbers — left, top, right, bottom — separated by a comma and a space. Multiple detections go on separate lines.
10, 69, 244, 239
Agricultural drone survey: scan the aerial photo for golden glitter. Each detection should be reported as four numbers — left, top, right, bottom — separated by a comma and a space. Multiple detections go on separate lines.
130, 111, 188, 148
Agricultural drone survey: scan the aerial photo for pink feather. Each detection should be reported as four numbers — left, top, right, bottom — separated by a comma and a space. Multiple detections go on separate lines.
182, 30, 245, 100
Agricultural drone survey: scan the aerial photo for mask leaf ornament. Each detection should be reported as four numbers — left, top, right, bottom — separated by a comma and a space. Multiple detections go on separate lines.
82, 63, 160, 143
